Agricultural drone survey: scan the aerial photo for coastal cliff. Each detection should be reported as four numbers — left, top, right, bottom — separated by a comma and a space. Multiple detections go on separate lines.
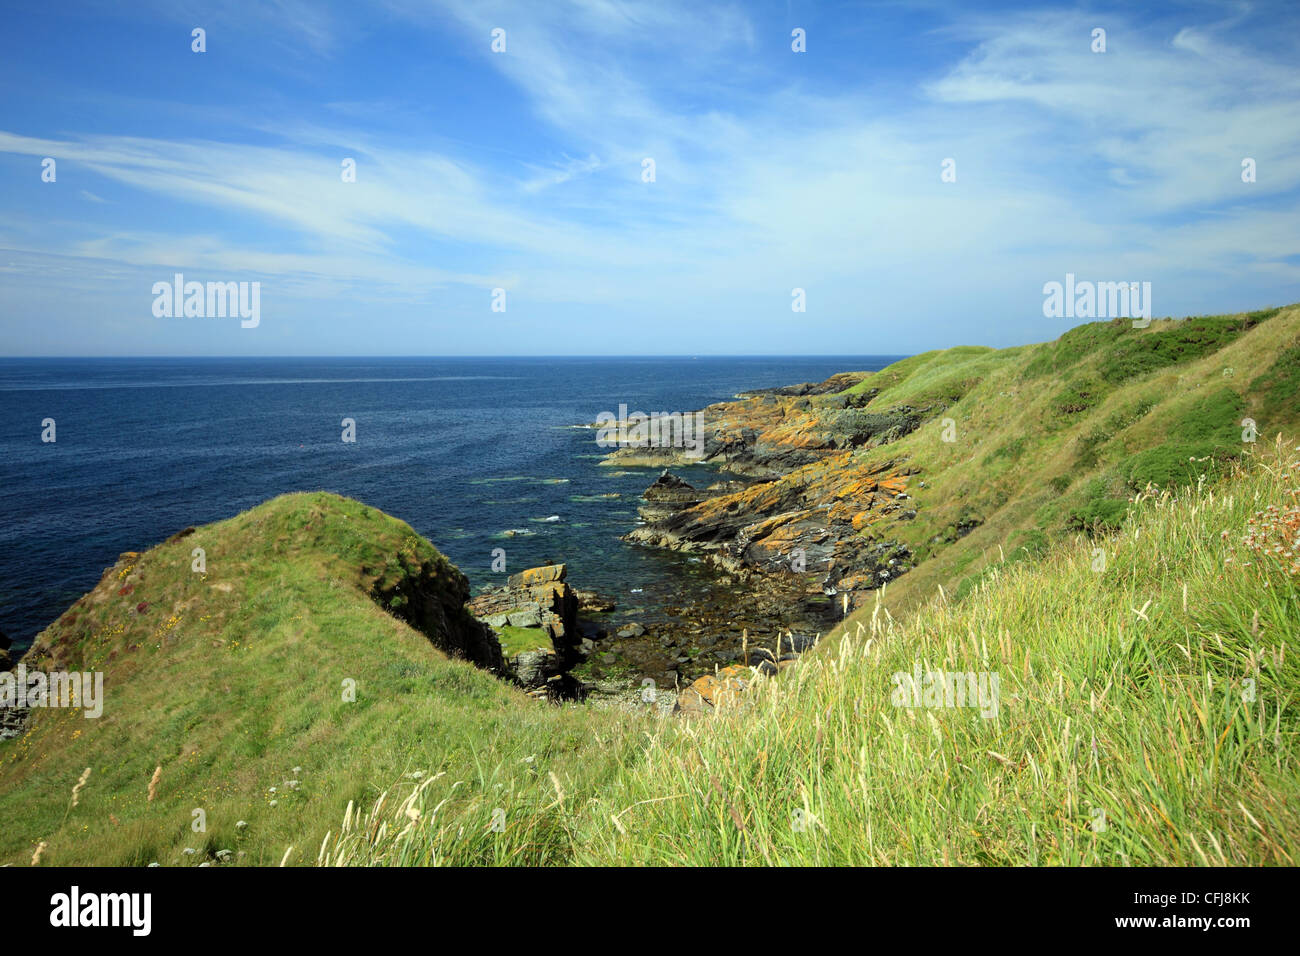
609, 306, 1300, 625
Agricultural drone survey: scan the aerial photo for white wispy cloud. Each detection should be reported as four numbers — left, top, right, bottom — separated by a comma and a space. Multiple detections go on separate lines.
1, 1, 1297, 354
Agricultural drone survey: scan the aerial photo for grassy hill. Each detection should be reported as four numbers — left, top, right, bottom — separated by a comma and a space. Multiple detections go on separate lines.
0, 492, 642, 866
323, 440, 1300, 866
2, 305, 1297, 866
834, 306, 1300, 618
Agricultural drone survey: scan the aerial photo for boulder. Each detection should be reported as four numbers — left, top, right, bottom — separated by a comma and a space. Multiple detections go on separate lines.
510, 649, 558, 689
674, 665, 752, 715
506, 605, 543, 628
573, 589, 616, 612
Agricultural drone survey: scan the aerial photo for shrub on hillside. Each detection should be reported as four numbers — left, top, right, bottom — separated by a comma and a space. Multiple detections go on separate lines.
1099, 312, 1277, 385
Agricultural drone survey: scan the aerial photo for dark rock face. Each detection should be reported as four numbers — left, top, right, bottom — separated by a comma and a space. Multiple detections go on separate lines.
638, 471, 713, 522
0, 628, 28, 740
371, 558, 504, 673
511, 649, 554, 688
0, 707, 26, 740
824, 407, 923, 449
626, 460, 915, 602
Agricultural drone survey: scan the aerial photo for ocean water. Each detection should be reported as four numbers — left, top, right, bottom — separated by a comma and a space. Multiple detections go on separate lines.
0, 356, 900, 651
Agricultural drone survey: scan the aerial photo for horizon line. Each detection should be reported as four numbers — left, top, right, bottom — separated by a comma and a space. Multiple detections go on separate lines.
0, 352, 922, 360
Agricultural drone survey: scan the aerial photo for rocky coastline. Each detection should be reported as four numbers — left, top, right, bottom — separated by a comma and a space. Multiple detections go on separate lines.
462, 370, 947, 713
3, 371, 936, 721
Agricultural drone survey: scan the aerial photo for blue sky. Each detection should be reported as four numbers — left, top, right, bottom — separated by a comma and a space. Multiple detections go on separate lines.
1, 0, 1298, 356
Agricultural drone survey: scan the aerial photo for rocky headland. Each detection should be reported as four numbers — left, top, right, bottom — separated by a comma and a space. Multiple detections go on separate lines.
606, 375, 927, 595
570, 372, 942, 702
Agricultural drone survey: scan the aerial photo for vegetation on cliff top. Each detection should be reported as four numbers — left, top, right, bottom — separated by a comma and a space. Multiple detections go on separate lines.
828, 306, 1300, 616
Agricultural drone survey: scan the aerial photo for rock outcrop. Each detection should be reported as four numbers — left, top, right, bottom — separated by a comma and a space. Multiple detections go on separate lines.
603, 373, 929, 615
601, 378, 923, 478
675, 664, 752, 715
468, 563, 586, 694
0, 628, 24, 740
627, 456, 915, 602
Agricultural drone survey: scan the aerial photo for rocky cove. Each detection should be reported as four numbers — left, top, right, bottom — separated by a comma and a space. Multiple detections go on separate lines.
457, 369, 949, 712
0, 366, 948, 719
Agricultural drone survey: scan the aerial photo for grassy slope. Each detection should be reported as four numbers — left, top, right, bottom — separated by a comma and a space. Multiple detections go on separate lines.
352, 441, 1296, 865
838, 306, 1300, 618
0, 492, 641, 866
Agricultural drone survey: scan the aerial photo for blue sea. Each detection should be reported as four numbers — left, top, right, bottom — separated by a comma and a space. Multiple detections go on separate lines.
0, 356, 900, 651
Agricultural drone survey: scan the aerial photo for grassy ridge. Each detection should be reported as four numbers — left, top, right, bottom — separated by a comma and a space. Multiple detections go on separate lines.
833, 306, 1300, 618
0, 492, 641, 866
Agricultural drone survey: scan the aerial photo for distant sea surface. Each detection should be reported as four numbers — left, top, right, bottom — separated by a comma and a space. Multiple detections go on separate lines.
0, 356, 902, 651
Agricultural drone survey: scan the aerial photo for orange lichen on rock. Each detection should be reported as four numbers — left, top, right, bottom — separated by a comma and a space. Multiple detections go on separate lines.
675, 665, 752, 714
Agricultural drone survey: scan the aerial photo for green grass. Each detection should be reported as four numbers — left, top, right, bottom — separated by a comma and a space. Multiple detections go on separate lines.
1024, 309, 1280, 381
0, 492, 642, 867
1067, 477, 1133, 534
1052, 377, 1108, 416
1100, 311, 1278, 385
496, 625, 551, 657
316, 443, 1300, 865
1250, 339, 1300, 410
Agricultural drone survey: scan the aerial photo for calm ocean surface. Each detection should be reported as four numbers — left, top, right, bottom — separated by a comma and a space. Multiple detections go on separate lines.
0, 356, 901, 651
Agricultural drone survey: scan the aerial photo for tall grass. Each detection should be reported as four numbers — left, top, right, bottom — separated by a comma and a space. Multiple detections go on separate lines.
337, 441, 1298, 865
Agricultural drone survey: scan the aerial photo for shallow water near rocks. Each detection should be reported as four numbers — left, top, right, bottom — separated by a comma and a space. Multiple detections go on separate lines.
0, 355, 896, 653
